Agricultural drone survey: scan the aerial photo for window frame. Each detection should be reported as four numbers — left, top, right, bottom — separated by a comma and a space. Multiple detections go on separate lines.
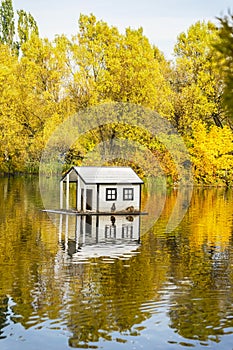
122, 224, 134, 238
106, 188, 117, 201
105, 225, 116, 239
123, 188, 134, 201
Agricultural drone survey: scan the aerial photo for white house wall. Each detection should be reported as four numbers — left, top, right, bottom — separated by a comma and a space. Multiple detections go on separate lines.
98, 184, 140, 212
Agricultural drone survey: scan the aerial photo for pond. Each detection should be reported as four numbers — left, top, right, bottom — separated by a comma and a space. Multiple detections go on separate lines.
1, 176, 233, 350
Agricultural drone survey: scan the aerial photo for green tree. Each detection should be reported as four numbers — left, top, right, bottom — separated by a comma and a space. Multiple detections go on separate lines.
0, 0, 15, 49
17, 9, 39, 47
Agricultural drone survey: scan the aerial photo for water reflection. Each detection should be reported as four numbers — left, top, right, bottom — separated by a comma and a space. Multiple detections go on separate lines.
1, 178, 233, 349
58, 213, 141, 261
0, 296, 8, 340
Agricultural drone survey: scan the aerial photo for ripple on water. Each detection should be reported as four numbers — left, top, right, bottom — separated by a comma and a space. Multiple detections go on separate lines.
67, 243, 141, 264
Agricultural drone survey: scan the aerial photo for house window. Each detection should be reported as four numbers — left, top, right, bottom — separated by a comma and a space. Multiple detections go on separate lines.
122, 224, 133, 239
123, 188, 134, 201
105, 225, 116, 239
106, 188, 117, 201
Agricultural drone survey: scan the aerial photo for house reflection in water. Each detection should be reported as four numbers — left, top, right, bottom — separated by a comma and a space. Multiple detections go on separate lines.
59, 213, 141, 261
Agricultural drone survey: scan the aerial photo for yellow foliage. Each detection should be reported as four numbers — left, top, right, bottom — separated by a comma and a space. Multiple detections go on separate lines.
188, 121, 233, 184
0, 14, 232, 186
188, 189, 233, 250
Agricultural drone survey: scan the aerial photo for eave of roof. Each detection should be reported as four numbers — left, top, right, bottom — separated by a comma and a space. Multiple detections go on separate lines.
61, 166, 144, 184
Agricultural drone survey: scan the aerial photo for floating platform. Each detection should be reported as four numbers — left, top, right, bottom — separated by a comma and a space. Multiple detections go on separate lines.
42, 209, 148, 216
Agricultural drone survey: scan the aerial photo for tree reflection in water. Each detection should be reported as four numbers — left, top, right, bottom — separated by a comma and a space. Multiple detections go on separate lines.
1, 178, 233, 349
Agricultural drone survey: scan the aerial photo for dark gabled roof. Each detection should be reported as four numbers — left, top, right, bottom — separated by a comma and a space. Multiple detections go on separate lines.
61, 166, 143, 184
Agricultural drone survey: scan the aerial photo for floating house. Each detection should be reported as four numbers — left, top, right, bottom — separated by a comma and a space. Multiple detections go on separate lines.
60, 166, 143, 213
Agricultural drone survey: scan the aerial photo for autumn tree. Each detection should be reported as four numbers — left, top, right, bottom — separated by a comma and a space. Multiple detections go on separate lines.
69, 14, 173, 116
0, 44, 27, 173
0, 6, 232, 183
0, 30, 74, 173
215, 12, 233, 125
188, 122, 233, 185
172, 21, 225, 131
16, 34, 75, 171
59, 15, 179, 181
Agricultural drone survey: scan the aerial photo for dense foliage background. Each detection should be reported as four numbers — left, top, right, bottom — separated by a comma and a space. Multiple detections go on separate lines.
0, 0, 233, 185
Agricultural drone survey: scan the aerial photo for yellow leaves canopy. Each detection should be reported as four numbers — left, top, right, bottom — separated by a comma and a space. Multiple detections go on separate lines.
0, 12, 232, 186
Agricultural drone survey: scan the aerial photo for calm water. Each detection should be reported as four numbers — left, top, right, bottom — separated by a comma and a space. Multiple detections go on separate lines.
1, 177, 233, 350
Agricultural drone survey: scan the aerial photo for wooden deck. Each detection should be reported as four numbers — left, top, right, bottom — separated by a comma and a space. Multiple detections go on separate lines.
42, 209, 148, 216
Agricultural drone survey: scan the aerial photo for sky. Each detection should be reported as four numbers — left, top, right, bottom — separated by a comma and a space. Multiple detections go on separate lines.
13, 0, 232, 59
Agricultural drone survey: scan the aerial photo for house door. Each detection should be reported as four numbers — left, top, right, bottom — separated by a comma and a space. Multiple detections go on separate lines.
86, 189, 93, 210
